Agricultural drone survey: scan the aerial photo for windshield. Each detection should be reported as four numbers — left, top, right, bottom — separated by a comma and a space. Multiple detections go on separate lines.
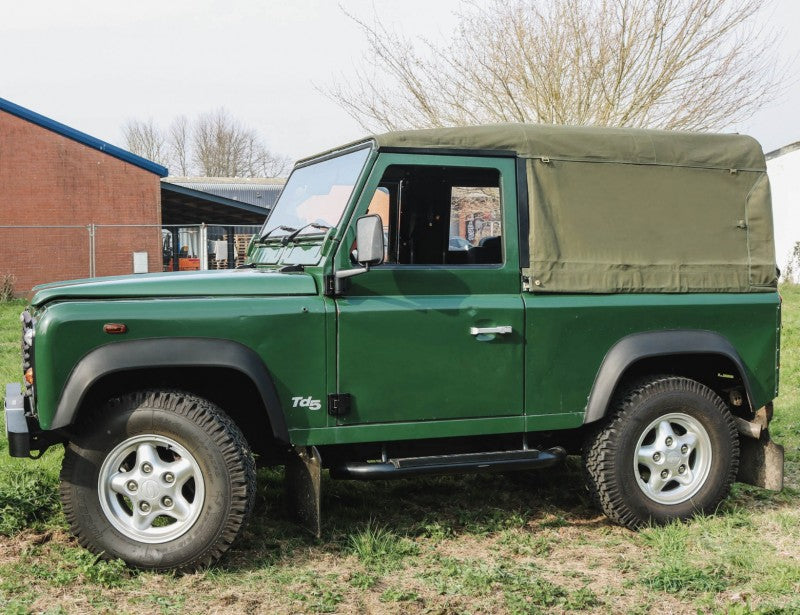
260, 146, 371, 239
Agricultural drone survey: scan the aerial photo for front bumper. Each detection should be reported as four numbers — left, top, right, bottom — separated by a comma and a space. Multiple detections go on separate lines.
4, 383, 30, 457
5, 383, 63, 458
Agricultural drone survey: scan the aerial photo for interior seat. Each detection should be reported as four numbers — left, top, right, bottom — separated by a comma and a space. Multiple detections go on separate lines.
471, 236, 501, 264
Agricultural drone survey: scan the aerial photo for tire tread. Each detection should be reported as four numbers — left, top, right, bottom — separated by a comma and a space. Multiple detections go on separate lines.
583, 376, 739, 529
60, 389, 257, 571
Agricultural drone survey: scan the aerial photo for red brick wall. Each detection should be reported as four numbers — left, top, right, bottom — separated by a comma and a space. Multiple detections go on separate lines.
0, 111, 162, 294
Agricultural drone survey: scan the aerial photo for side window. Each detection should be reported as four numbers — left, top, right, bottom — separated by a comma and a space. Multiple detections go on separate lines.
449, 186, 502, 263
361, 165, 502, 265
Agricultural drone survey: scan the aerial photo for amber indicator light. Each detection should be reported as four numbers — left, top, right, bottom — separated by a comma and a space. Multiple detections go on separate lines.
103, 323, 128, 334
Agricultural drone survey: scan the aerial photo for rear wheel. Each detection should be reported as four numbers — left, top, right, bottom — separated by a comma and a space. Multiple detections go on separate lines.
60, 390, 256, 571
583, 376, 738, 528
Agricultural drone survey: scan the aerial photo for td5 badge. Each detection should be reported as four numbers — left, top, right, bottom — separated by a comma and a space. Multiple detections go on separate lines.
292, 396, 321, 411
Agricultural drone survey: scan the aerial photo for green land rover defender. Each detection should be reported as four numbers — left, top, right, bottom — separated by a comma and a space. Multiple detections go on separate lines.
4, 125, 784, 571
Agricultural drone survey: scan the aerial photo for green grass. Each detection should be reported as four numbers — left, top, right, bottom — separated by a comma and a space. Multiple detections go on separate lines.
0, 300, 65, 537
345, 522, 419, 573
0, 465, 61, 535
1, 288, 800, 613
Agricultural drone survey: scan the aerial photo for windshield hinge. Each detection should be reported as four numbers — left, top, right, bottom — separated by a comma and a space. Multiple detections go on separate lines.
324, 274, 350, 297
324, 275, 337, 296
327, 393, 352, 417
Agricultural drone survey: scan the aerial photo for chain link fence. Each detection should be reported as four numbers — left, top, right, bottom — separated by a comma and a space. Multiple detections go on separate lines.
0, 223, 262, 294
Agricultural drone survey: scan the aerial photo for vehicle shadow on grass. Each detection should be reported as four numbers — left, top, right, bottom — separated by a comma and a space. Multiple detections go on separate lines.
222, 457, 608, 571
219, 455, 800, 573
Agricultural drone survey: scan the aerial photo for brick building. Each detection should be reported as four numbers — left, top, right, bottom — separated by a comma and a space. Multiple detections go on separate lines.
0, 97, 167, 294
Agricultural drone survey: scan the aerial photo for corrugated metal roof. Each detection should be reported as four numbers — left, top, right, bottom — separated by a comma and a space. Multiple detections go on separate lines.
164, 177, 284, 210
0, 96, 168, 176
160, 182, 269, 225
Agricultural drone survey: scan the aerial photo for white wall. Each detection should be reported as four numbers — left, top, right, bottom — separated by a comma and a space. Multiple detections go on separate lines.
767, 147, 800, 281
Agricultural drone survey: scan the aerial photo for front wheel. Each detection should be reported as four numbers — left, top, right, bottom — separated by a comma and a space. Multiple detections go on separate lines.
583, 376, 739, 529
60, 390, 256, 571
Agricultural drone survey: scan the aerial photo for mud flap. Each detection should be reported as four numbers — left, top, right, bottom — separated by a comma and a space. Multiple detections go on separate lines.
285, 445, 322, 538
737, 429, 784, 491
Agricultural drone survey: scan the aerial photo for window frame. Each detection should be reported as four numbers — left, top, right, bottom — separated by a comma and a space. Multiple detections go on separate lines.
340, 155, 512, 271
332, 153, 520, 296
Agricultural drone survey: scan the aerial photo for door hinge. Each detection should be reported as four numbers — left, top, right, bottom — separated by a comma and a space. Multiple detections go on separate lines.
327, 393, 352, 417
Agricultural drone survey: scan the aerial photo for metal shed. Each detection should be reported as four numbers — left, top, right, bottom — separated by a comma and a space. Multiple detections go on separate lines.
161, 177, 283, 225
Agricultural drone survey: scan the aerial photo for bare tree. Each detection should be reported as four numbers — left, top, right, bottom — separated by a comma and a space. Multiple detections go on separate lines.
167, 115, 191, 176
121, 108, 288, 177
241, 132, 292, 178
785, 241, 800, 284
123, 118, 167, 166
192, 108, 290, 177
193, 108, 244, 177
328, 0, 784, 132
255, 151, 291, 178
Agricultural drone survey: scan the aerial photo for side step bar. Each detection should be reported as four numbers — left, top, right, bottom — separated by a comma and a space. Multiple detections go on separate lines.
330, 447, 566, 480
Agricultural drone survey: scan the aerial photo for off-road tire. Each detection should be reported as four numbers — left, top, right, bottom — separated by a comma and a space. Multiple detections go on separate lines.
583, 376, 739, 529
60, 390, 256, 571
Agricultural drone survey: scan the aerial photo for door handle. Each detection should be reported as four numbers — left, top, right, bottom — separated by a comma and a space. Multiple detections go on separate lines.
470, 326, 512, 336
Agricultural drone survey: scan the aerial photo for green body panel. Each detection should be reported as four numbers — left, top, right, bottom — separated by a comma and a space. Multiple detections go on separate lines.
289, 413, 585, 446
32, 296, 329, 431
523, 292, 780, 419
337, 293, 524, 423
31, 269, 317, 306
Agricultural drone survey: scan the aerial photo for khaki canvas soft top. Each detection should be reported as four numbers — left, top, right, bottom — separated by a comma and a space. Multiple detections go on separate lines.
374, 124, 766, 172
309, 124, 777, 293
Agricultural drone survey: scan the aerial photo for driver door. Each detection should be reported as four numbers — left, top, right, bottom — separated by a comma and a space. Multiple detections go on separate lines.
334, 154, 524, 425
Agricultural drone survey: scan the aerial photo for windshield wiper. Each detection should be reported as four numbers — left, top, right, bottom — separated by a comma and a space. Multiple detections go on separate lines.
281, 222, 332, 245
259, 225, 297, 241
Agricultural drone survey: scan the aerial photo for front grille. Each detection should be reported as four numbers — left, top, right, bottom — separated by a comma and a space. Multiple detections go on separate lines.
21, 310, 34, 398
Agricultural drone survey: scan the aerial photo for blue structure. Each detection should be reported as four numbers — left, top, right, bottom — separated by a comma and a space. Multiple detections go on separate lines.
0, 96, 168, 177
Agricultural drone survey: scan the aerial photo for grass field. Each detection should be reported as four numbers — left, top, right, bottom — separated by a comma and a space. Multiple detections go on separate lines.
1, 288, 799, 614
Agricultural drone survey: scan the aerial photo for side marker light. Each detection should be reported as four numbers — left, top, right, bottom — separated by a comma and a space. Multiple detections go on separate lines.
103, 323, 128, 334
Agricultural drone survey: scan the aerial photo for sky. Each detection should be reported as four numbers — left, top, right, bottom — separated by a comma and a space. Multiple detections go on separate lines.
2, 0, 799, 167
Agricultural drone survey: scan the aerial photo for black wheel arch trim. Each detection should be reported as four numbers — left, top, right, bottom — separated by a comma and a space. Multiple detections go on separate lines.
50, 337, 289, 442
584, 330, 753, 425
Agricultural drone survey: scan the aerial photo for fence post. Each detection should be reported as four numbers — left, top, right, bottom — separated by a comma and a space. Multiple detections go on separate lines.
87, 223, 96, 278
171, 228, 180, 272
226, 226, 235, 269
200, 223, 208, 271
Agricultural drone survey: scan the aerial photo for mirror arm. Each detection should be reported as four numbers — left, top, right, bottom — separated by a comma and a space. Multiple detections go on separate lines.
334, 263, 369, 280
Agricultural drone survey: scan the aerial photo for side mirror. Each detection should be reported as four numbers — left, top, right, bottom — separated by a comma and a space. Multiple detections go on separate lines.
334, 214, 385, 290
355, 214, 384, 266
